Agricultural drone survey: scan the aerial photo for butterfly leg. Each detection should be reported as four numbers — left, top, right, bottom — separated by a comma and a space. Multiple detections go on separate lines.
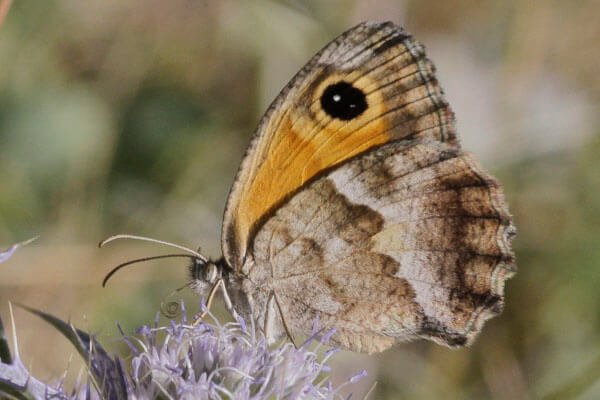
193, 279, 240, 326
219, 280, 240, 321
273, 291, 298, 348
193, 279, 223, 326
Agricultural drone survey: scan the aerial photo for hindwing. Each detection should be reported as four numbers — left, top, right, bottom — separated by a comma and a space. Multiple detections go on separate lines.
243, 139, 515, 353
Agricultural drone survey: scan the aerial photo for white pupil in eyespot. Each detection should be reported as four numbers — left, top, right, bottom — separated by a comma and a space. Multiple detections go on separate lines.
332, 94, 341, 102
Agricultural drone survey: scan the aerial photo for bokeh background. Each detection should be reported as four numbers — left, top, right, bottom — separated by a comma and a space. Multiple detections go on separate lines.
1, 0, 599, 399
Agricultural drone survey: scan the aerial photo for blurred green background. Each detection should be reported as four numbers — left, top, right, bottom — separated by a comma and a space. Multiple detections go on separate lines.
1, 0, 599, 399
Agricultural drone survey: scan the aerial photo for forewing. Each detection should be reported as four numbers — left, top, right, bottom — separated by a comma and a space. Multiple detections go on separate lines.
248, 139, 515, 353
222, 21, 457, 269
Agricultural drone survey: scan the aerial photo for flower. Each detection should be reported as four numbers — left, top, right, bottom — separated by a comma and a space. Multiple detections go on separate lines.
0, 301, 364, 399
0, 236, 38, 264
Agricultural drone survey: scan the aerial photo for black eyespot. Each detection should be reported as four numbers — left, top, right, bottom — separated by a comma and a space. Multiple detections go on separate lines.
320, 81, 368, 120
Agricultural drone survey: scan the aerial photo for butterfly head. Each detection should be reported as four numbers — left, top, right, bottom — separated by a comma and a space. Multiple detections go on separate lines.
189, 257, 225, 296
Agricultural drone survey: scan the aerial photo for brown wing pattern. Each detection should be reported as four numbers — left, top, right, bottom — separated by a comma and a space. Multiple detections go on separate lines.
245, 139, 515, 353
222, 22, 457, 269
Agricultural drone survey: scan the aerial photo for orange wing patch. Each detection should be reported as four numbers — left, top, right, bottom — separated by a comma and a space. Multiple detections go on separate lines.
233, 74, 391, 265
222, 22, 457, 270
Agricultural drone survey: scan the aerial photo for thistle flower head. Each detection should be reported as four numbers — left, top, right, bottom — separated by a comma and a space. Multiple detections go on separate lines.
0, 296, 364, 399
1, 239, 364, 399
123, 303, 362, 399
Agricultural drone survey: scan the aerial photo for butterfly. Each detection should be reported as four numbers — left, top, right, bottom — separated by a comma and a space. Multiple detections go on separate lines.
188, 21, 516, 354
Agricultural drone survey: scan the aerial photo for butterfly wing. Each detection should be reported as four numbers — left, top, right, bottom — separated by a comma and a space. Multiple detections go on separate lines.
245, 139, 515, 353
222, 21, 457, 269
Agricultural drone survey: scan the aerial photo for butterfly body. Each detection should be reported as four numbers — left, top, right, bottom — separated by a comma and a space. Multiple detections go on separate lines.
191, 21, 515, 354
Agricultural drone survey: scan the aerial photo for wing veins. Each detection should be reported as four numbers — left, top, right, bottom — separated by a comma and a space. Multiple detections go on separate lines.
291, 90, 438, 187
264, 143, 459, 261
274, 253, 504, 285
283, 64, 434, 185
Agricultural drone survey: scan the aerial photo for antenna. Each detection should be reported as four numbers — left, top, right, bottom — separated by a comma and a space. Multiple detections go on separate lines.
101, 253, 199, 287
98, 233, 209, 286
99, 234, 206, 262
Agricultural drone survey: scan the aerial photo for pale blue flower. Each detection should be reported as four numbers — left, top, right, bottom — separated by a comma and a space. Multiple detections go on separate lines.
0, 236, 38, 264
0, 300, 364, 399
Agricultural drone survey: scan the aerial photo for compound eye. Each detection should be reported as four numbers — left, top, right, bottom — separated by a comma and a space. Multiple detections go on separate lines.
190, 258, 206, 281
202, 263, 217, 283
